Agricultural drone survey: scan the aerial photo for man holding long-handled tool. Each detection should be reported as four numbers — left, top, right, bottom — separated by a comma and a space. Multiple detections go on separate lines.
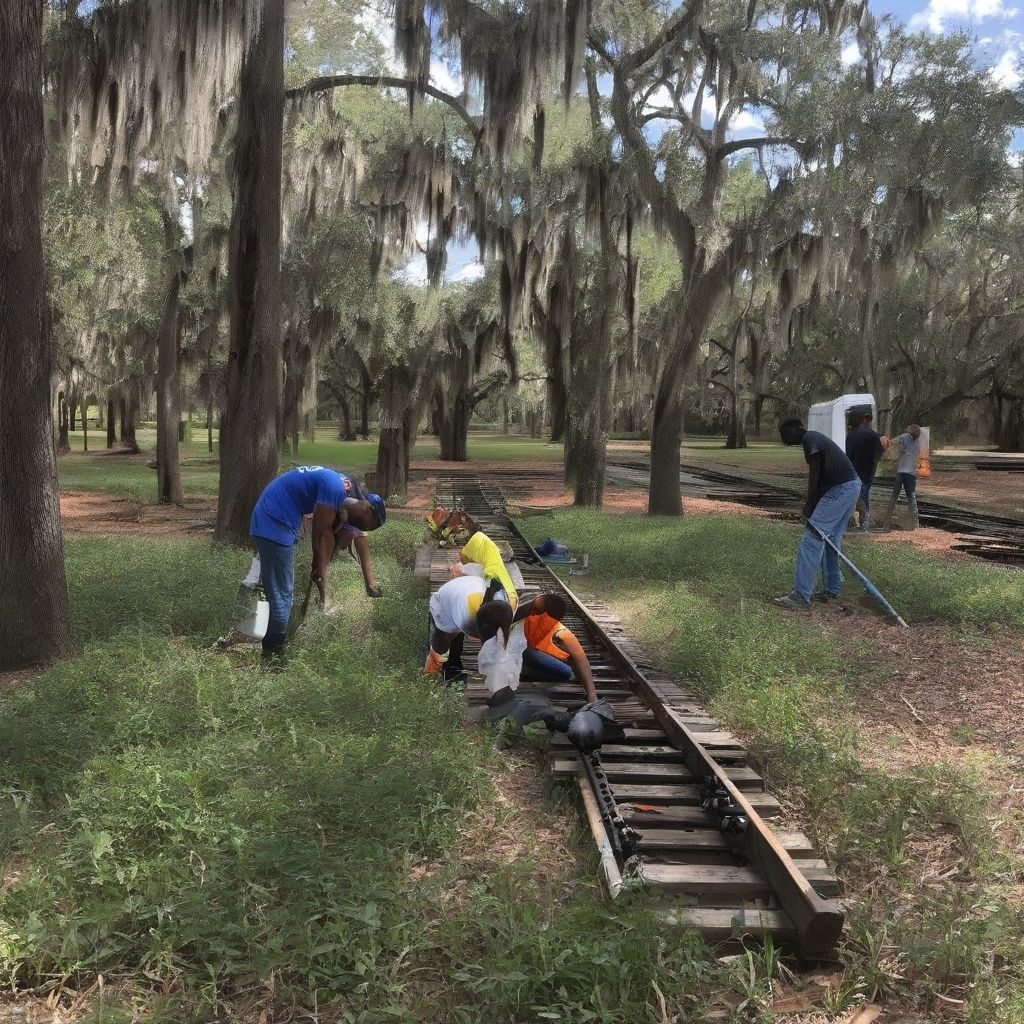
773, 418, 862, 611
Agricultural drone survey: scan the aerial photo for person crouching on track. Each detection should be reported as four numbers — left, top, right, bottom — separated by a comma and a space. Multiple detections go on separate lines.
446, 529, 519, 609
513, 594, 599, 704
774, 418, 861, 610
250, 466, 386, 659
424, 575, 514, 682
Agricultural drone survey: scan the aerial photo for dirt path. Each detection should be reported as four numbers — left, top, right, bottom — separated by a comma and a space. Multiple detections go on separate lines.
61, 491, 218, 539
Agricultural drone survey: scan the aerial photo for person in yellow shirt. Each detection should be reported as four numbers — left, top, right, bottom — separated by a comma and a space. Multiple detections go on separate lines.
446, 529, 519, 609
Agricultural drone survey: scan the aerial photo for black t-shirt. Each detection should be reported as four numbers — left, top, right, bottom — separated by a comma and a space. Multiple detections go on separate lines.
845, 426, 884, 483
802, 430, 857, 491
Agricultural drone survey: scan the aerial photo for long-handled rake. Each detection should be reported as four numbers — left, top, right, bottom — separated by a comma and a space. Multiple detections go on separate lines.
804, 518, 909, 628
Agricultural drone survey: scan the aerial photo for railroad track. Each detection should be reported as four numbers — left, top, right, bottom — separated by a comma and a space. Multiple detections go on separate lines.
423, 476, 844, 956
607, 458, 1024, 566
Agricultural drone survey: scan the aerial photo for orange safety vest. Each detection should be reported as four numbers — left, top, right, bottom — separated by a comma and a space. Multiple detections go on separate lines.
523, 613, 574, 662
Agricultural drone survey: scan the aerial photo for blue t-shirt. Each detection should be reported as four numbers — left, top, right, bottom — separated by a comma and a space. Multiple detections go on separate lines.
250, 467, 358, 545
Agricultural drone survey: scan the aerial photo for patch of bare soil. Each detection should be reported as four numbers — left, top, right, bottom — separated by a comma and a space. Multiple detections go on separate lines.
0, 668, 42, 693
851, 524, 975, 562
406, 461, 779, 520
61, 491, 217, 539
922, 468, 1024, 517
827, 612, 1024, 762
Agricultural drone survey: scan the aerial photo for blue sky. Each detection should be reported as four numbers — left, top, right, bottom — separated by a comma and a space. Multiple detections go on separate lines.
876, 0, 1023, 86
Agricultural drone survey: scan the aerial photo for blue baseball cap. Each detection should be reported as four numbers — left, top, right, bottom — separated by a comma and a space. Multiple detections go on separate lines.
367, 493, 387, 529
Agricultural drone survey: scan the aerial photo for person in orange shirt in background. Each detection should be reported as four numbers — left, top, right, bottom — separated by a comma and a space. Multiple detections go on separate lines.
514, 594, 599, 704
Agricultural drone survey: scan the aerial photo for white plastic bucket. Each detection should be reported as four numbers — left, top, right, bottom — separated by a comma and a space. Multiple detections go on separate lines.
235, 599, 270, 640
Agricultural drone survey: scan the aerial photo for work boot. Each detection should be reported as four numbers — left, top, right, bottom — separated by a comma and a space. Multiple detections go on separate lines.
814, 591, 842, 603
773, 593, 810, 611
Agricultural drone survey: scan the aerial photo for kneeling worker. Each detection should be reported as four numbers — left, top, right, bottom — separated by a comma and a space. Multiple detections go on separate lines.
515, 594, 599, 704
424, 574, 514, 681
250, 466, 386, 658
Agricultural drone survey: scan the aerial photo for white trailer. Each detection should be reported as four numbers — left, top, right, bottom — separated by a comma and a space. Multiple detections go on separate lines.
806, 393, 877, 444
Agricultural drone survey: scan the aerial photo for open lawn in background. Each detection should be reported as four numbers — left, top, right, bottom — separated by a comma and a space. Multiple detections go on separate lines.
57, 427, 566, 500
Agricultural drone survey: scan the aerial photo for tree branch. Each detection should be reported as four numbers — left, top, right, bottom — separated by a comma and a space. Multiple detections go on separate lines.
715, 135, 796, 160
286, 75, 480, 139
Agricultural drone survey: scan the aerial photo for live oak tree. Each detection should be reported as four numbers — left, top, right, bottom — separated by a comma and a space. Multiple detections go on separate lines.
1, 1, 73, 669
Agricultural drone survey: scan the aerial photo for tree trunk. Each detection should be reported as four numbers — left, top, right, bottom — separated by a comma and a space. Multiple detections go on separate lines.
57, 393, 70, 454
375, 367, 413, 498
752, 394, 765, 440
359, 362, 371, 439
121, 393, 139, 452
207, 395, 214, 452
81, 395, 88, 452
0, 1, 73, 668
439, 395, 470, 461
106, 394, 117, 448
215, 0, 285, 545
156, 215, 186, 505
69, 390, 78, 433
648, 392, 684, 515
338, 393, 352, 440
502, 395, 510, 435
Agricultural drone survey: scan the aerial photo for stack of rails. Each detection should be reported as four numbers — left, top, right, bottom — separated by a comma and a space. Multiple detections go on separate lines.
426, 476, 845, 956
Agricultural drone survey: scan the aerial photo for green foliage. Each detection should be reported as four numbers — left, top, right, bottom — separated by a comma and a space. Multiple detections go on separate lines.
0, 523, 748, 1022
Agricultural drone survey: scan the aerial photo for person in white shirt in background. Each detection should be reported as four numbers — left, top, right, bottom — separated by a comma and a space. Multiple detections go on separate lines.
882, 425, 922, 530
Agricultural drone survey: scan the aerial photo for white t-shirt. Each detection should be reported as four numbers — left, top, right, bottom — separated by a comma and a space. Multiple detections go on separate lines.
429, 576, 508, 636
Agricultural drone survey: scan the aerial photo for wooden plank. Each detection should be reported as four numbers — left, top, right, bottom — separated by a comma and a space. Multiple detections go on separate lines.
664, 907, 795, 943
609, 783, 781, 816
637, 829, 815, 858
551, 759, 763, 791
641, 864, 769, 895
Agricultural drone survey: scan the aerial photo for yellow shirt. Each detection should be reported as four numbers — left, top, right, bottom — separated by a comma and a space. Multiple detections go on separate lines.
461, 532, 518, 609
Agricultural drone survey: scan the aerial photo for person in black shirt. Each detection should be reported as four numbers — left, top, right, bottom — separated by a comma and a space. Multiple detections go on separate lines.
773, 418, 863, 610
845, 411, 887, 531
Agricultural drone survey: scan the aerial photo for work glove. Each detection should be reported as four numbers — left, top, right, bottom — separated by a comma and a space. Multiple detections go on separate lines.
423, 649, 448, 675
365, 582, 382, 598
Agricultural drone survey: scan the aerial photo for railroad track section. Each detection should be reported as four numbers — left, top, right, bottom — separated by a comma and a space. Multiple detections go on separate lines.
608, 458, 1024, 566
426, 477, 844, 956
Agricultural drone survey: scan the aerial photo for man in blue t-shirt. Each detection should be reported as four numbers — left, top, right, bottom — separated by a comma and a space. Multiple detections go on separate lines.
774, 418, 862, 610
250, 466, 387, 656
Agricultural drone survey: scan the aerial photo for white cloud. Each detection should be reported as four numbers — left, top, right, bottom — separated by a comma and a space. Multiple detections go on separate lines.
1008, 149, 1024, 165
448, 261, 485, 283
909, 0, 1018, 34
394, 253, 427, 286
356, 2, 401, 72
991, 47, 1022, 86
430, 60, 463, 96
840, 40, 861, 64
730, 108, 765, 133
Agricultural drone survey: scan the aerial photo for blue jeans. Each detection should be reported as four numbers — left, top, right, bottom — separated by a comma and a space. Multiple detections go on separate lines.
521, 647, 573, 682
793, 478, 861, 601
255, 536, 295, 654
892, 472, 917, 506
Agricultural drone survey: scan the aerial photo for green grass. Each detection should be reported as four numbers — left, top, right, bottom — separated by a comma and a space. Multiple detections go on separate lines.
58, 428, 564, 500
523, 508, 1024, 1021
0, 523, 752, 1023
